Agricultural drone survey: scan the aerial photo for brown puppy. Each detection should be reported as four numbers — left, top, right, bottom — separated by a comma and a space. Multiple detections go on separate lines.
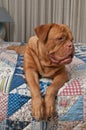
7, 23, 74, 120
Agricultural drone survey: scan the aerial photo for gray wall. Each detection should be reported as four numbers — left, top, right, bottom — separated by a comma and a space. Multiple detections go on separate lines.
0, 0, 86, 43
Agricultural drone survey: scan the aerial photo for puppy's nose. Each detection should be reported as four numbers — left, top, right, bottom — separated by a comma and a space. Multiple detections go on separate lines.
66, 41, 73, 49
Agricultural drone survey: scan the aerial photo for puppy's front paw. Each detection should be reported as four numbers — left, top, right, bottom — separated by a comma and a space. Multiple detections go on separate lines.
32, 97, 45, 120
45, 95, 56, 119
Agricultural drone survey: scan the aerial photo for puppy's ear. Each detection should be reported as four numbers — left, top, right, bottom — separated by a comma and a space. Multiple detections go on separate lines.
34, 24, 53, 43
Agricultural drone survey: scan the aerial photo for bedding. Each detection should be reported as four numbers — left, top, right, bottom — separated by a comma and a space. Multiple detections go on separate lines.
0, 41, 86, 130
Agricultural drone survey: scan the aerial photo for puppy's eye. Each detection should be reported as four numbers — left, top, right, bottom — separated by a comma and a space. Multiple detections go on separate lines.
58, 37, 63, 40
58, 37, 65, 41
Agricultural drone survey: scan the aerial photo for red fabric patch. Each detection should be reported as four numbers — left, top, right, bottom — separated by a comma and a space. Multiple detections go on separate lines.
59, 79, 82, 96
0, 93, 8, 121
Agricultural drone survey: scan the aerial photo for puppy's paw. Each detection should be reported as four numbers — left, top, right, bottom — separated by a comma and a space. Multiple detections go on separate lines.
32, 97, 45, 120
45, 95, 56, 119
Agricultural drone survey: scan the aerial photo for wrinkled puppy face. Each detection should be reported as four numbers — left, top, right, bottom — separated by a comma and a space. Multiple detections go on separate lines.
35, 23, 74, 65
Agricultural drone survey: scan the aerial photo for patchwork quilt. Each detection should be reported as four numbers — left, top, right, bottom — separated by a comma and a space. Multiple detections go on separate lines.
0, 41, 86, 130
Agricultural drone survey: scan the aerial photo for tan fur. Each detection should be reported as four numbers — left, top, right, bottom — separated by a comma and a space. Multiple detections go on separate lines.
7, 23, 74, 120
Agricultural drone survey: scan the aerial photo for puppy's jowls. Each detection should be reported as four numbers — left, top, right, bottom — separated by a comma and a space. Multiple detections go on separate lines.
7, 23, 74, 120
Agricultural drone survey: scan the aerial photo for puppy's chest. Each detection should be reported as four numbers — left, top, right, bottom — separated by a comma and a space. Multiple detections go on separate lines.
38, 59, 59, 77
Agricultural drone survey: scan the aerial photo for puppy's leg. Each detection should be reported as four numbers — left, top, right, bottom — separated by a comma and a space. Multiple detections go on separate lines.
24, 49, 45, 120
25, 69, 45, 120
45, 69, 68, 119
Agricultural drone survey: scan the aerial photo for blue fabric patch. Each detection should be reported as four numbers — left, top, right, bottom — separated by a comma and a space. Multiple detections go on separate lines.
7, 93, 30, 117
79, 47, 86, 51
9, 75, 26, 91
9, 55, 26, 92
60, 96, 83, 121
16, 61, 23, 67
16, 55, 24, 67
75, 48, 86, 63
15, 68, 24, 74
76, 64, 86, 70
40, 81, 51, 90
39, 81, 51, 96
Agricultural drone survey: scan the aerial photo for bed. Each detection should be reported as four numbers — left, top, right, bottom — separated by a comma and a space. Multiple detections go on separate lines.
0, 40, 86, 130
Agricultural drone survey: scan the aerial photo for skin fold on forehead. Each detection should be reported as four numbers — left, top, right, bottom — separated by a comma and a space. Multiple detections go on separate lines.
48, 24, 72, 41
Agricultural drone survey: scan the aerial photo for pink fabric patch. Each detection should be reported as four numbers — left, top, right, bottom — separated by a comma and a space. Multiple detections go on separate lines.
0, 93, 8, 122
59, 79, 82, 96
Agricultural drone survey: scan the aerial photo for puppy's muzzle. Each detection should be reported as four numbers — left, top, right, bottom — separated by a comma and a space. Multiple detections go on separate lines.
49, 41, 74, 64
